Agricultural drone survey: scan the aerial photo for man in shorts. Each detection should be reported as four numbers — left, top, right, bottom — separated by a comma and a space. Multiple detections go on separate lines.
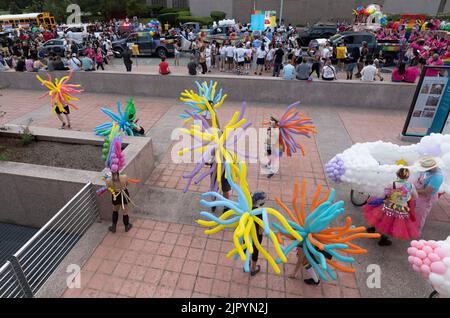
225, 42, 235, 72
54, 103, 71, 129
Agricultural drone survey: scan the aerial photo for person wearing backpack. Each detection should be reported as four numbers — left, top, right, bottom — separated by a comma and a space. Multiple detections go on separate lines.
68, 53, 82, 71
321, 59, 337, 81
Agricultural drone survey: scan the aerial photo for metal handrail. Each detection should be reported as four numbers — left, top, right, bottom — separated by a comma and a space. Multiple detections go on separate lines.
0, 182, 99, 298
0, 262, 26, 298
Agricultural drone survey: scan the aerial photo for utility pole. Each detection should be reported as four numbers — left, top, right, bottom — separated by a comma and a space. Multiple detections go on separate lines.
279, 0, 284, 26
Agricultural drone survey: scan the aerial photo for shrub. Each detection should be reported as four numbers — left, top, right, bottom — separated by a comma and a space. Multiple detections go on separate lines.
210, 11, 226, 21
158, 12, 180, 26
0, 153, 9, 161
176, 16, 213, 27
19, 119, 34, 146
159, 7, 190, 14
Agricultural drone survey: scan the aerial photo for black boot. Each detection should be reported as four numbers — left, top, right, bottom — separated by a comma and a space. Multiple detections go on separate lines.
378, 235, 392, 246
366, 227, 376, 233
109, 211, 118, 233
123, 215, 133, 232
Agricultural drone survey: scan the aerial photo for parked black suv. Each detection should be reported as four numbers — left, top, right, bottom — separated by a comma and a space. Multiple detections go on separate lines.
297, 23, 337, 46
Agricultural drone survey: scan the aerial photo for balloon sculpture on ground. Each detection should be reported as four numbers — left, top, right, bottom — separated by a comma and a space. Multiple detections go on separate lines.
94, 98, 138, 136
36, 71, 83, 113
197, 162, 303, 274
178, 99, 251, 193
267, 102, 317, 157
179, 81, 227, 123
273, 180, 380, 281
325, 133, 450, 197
407, 237, 450, 297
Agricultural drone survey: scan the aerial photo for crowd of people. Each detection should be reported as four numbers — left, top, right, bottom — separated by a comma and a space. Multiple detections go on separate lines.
1, 17, 450, 84
0, 21, 125, 72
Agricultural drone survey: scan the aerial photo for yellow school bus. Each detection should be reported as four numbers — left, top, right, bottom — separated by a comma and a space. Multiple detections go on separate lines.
0, 12, 56, 29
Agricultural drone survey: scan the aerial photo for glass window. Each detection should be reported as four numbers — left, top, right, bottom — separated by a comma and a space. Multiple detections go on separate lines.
127, 34, 137, 43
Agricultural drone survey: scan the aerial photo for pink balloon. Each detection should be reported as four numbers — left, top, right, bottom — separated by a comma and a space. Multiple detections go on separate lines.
429, 253, 441, 262
416, 241, 425, 249
421, 264, 431, 274
435, 247, 449, 258
408, 256, 415, 264
423, 258, 431, 266
413, 257, 423, 266
408, 247, 418, 255
430, 261, 447, 275
423, 246, 433, 254
111, 164, 119, 171
412, 264, 420, 272
411, 240, 419, 248
429, 241, 439, 248
416, 250, 427, 259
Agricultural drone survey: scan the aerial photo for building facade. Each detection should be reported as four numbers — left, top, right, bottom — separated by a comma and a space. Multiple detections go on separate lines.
183, 0, 450, 25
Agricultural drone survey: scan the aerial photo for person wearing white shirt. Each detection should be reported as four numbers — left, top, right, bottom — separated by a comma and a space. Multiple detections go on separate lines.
361, 60, 383, 82
234, 43, 246, 75
225, 43, 235, 72
266, 45, 275, 71
244, 44, 252, 74
68, 53, 82, 71
322, 60, 337, 81
255, 43, 267, 75
205, 44, 212, 72
219, 44, 226, 72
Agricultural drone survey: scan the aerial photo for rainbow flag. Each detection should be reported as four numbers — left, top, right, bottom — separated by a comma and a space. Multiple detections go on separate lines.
444, 57, 450, 65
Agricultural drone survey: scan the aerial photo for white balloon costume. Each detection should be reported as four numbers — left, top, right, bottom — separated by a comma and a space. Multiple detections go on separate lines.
325, 134, 450, 197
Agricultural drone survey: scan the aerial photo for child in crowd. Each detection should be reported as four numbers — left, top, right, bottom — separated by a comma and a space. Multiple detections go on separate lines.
364, 168, 419, 246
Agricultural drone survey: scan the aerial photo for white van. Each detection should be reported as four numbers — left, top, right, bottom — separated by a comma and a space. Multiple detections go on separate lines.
57, 24, 101, 43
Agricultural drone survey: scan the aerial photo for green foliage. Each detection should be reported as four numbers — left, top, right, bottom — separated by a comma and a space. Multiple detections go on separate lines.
19, 119, 34, 146
0, 153, 9, 161
158, 12, 179, 26
210, 11, 226, 21
176, 15, 213, 27
159, 7, 189, 14
8, 1, 22, 14
42, 0, 71, 23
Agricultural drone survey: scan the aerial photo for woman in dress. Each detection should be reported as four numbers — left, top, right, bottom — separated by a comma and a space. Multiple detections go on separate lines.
364, 168, 419, 246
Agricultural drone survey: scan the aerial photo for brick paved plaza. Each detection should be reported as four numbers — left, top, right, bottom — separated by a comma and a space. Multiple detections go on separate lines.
1, 78, 449, 298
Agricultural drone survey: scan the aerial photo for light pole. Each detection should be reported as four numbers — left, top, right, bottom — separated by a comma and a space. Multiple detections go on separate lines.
279, 0, 284, 26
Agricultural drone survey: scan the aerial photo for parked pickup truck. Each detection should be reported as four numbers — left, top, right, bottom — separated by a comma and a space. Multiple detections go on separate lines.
112, 32, 176, 58
326, 32, 400, 66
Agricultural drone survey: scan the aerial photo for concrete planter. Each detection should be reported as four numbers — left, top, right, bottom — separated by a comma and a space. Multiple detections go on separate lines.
0, 125, 154, 227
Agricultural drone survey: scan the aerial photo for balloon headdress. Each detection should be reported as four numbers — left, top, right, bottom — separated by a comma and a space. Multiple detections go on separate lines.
94, 98, 138, 136
197, 162, 303, 274
273, 180, 380, 281
178, 100, 251, 193
36, 71, 83, 113
180, 81, 227, 123
266, 102, 317, 157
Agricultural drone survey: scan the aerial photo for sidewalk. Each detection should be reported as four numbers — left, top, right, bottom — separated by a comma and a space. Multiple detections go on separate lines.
62, 218, 359, 298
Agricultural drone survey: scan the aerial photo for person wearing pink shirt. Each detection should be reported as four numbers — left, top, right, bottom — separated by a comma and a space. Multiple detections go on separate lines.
391, 62, 406, 82
404, 63, 421, 83
425, 54, 443, 76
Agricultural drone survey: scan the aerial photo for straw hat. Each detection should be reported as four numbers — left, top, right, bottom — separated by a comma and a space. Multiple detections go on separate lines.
415, 156, 441, 172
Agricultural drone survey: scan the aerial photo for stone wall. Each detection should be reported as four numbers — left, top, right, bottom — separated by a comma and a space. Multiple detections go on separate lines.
0, 126, 154, 227
0, 71, 417, 110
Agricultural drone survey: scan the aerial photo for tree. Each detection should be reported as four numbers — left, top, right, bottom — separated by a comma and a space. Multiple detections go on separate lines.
9, 1, 22, 14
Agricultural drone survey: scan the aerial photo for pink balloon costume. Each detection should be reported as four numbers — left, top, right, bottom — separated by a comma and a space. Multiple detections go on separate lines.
364, 180, 419, 240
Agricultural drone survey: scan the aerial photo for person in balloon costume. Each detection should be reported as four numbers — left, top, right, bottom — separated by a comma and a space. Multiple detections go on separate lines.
364, 167, 419, 246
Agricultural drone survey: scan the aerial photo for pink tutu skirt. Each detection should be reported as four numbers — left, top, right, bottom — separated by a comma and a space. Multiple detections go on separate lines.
363, 202, 419, 240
